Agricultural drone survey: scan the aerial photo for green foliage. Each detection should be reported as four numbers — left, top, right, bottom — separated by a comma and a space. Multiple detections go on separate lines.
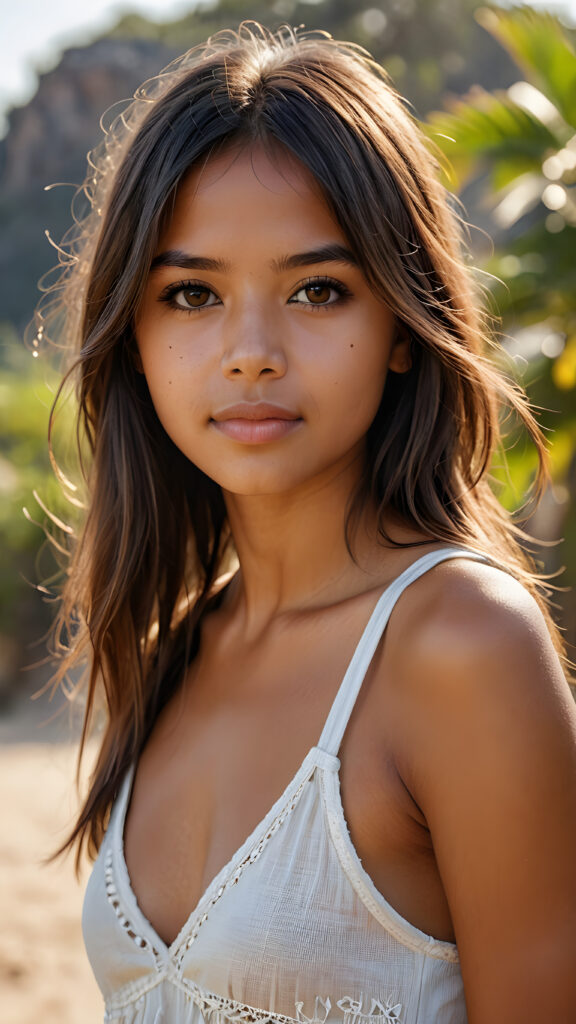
429, 88, 559, 189
0, 327, 74, 638
427, 6, 576, 639
476, 5, 576, 126
427, 5, 576, 393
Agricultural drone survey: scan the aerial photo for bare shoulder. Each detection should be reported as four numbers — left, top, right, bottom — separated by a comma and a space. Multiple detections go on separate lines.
382, 554, 576, 792
381, 556, 576, 1021
387, 555, 571, 709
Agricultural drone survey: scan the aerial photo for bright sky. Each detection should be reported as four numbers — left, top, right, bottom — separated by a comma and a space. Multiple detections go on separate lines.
1, 0, 575, 134
0, 0, 194, 130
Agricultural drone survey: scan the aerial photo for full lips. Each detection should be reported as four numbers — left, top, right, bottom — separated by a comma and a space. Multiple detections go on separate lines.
211, 417, 303, 443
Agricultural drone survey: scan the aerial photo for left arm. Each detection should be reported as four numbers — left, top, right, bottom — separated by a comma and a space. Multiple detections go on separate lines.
395, 566, 576, 1024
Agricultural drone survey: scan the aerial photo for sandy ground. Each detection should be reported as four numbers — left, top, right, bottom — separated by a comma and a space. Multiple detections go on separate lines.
0, 677, 104, 1023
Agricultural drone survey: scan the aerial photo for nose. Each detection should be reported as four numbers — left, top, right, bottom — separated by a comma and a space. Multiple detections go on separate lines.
220, 302, 287, 381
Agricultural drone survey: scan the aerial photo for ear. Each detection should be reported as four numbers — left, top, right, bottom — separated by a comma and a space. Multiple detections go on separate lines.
388, 325, 412, 374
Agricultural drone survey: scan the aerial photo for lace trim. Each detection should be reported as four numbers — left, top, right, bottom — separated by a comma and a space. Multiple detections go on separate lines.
105, 983, 403, 1024
335, 996, 402, 1024
108, 768, 313, 965
104, 848, 163, 967
296, 996, 403, 1024
197, 990, 402, 1024
189, 980, 307, 1024
173, 771, 313, 965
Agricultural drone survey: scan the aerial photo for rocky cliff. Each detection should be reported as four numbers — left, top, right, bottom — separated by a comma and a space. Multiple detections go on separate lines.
0, 37, 177, 334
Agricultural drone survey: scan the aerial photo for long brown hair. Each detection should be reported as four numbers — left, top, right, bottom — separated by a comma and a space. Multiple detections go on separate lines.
38, 22, 561, 864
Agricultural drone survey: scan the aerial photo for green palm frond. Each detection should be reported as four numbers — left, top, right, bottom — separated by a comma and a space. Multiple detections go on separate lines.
426, 6, 576, 595
475, 5, 576, 128
427, 87, 561, 189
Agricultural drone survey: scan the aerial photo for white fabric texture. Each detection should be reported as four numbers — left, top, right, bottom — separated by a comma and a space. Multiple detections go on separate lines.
83, 546, 491, 1024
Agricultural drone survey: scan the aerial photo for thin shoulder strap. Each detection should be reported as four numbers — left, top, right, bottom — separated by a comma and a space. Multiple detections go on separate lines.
316, 546, 489, 757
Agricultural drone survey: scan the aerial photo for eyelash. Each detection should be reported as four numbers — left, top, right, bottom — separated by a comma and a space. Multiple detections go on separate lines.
157, 276, 353, 314
289, 276, 353, 310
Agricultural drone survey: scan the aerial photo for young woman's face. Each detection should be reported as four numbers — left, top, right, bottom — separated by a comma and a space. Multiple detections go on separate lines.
135, 142, 410, 497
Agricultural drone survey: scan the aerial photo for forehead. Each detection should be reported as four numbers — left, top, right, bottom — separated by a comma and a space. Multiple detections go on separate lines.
158, 141, 343, 248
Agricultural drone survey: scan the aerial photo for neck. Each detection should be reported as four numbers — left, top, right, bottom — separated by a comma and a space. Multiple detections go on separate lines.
220, 461, 397, 637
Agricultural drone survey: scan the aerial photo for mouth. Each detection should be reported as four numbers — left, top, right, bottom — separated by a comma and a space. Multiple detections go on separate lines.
212, 402, 300, 421
210, 402, 303, 444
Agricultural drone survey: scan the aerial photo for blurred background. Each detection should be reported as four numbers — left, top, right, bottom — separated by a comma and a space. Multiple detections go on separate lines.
0, 1, 574, 1021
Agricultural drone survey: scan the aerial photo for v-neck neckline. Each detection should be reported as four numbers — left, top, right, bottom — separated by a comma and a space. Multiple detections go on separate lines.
112, 744, 338, 958
109, 566, 394, 958
109, 546, 483, 959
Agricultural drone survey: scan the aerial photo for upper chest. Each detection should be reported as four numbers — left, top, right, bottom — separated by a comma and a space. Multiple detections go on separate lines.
122, 591, 433, 946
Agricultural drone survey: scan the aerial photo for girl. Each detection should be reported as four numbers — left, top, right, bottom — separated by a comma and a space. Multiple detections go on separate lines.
41, 22, 576, 1024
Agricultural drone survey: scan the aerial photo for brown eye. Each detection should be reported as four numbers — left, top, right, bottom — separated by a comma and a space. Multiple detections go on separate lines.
177, 286, 212, 308
305, 284, 332, 304
160, 282, 221, 312
290, 279, 347, 308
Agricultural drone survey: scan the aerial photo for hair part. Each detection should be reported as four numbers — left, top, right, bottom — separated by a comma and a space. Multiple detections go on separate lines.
37, 22, 562, 867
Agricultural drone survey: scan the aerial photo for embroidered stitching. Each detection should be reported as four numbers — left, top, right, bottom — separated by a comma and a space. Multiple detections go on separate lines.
104, 978, 403, 1024
104, 848, 163, 968
336, 996, 403, 1024
296, 995, 332, 1023
173, 772, 313, 965
107, 769, 313, 964
182, 982, 403, 1024
183, 978, 306, 1024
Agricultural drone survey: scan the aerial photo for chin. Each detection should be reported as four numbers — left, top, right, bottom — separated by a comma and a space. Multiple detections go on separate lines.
218, 474, 304, 497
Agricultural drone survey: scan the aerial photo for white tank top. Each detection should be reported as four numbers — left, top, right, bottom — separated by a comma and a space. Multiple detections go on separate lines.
83, 546, 490, 1024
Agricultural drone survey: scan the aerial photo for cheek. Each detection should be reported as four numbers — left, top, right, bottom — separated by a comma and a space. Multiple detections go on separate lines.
336, 336, 393, 438
141, 354, 177, 407
136, 322, 194, 406
341, 369, 387, 439
328, 326, 391, 412
309, 358, 387, 459
136, 342, 189, 442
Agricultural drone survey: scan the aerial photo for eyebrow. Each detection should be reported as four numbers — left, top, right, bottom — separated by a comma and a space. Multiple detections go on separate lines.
272, 244, 359, 272
150, 244, 359, 274
150, 251, 229, 272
